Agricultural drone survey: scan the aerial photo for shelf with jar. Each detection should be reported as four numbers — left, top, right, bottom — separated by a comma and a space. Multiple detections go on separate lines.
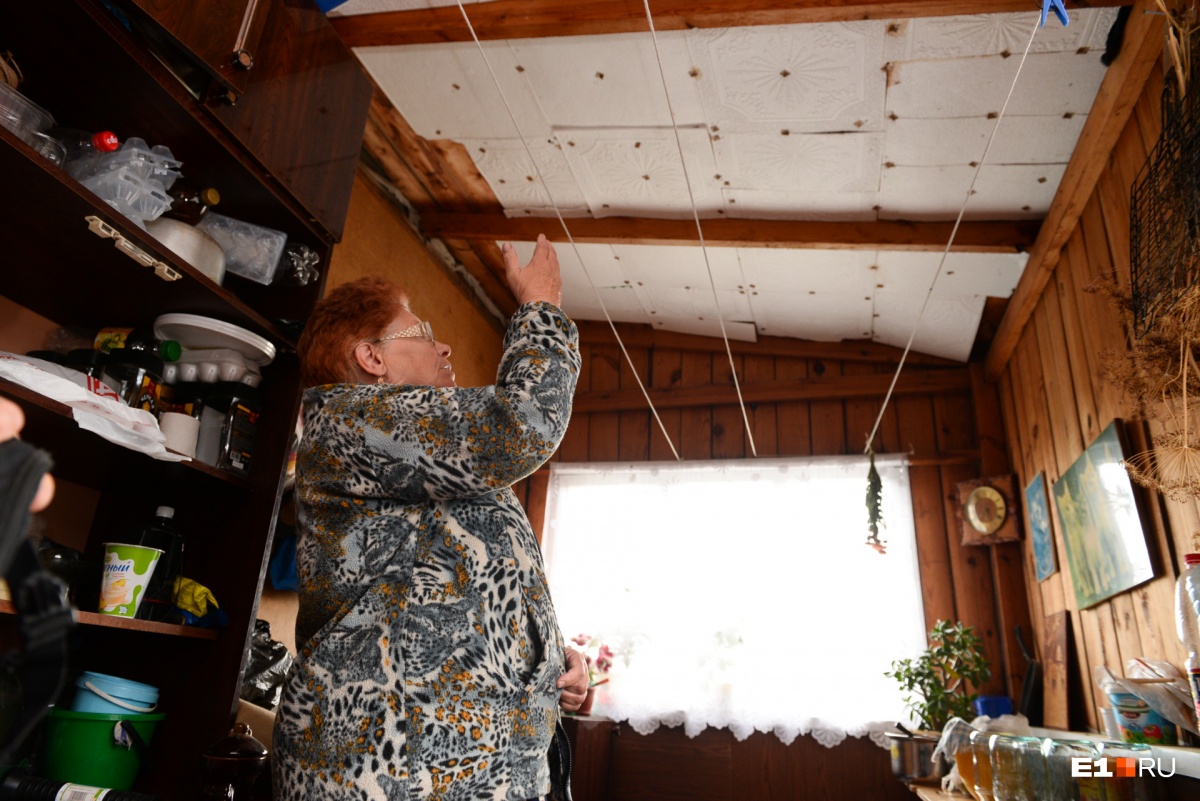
0, 2, 370, 794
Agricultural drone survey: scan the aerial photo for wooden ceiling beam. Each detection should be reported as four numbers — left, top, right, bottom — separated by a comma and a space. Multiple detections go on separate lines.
984, 0, 1164, 380
572, 365, 970, 412
420, 211, 1038, 253
576, 320, 959, 365
331, 0, 1129, 47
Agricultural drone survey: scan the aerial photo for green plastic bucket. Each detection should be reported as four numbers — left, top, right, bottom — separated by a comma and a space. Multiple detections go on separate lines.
43, 707, 165, 790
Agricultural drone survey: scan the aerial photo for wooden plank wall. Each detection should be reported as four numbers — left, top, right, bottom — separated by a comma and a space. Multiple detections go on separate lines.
516, 337, 1034, 800
996, 65, 1195, 732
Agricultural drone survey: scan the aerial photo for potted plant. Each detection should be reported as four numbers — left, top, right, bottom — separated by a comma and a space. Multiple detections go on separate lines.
884, 620, 992, 783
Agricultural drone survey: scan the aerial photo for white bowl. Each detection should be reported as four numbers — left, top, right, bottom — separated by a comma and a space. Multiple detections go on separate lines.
144, 217, 226, 285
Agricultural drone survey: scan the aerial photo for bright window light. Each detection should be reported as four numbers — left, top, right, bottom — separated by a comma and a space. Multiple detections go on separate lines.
543, 454, 927, 747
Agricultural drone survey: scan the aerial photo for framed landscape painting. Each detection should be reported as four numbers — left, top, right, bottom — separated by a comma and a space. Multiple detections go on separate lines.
1025, 472, 1056, 582
1051, 421, 1154, 609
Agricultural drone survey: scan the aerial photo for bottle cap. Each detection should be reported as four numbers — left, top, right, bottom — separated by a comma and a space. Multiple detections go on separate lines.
156, 506, 175, 519
159, 339, 182, 362
1186, 553, 1200, 567
92, 131, 120, 152
200, 187, 221, 207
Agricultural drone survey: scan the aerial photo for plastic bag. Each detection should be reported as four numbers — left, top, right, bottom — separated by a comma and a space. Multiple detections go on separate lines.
240, 619, 293, 711
1095, 659, 1200, 737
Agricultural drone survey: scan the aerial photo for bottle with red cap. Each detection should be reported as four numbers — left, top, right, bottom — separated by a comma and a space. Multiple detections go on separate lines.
1175, 549, 1200, 726
50, 128, 120, 179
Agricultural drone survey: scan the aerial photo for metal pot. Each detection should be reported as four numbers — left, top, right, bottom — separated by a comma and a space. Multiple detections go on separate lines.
884, 730, 946, 784
144, 217, 226, 285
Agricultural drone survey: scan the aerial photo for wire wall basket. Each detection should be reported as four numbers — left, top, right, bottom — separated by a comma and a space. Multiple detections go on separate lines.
1131, 46, 1200, 339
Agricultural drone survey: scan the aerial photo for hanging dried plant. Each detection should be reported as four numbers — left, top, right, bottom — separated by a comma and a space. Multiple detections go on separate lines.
1089, 279, 1200, 500
1156, 1, 1200, 103
866, 445, 886, 554
0, 52, 21, 89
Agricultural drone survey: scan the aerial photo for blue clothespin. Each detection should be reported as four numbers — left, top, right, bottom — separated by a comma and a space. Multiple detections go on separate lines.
1041, 0, 1070, 27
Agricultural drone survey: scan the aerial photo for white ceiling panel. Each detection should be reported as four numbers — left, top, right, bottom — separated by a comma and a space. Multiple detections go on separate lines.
884, 113, 1087, 166
872, 292, 986, 361
738, 249, 879, 297
754, 292, 875, 341
561, 286, 652, 325
878, 163, 1066, 220
508, 33, 706, 129
897, 9, 1120, 59
886, 51, 1108, 119
557, 128, 723, 218
875, 251, 1029, 299
687, 22, 888, 134
654, 318, 758, 342
719, 188, 878, 220
712, 131, 883, 193
356, 6, 1122, 360
458, 138, 588, 213
356, 42, 549, 139
638, 286, 754, 325
610, 244, 744, 290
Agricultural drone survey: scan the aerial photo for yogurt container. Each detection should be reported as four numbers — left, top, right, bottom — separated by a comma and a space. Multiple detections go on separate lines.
1106, 691, 1177, 745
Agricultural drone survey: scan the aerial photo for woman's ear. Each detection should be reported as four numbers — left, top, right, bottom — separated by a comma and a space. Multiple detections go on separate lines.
352, 341, 386, 380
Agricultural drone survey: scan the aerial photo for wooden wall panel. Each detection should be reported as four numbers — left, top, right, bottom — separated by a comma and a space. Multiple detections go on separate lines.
996, 64, 1200, 734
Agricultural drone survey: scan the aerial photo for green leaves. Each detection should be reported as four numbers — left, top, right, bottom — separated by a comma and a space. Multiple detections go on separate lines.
884, 619, 993, 731
865, 446, 885, 552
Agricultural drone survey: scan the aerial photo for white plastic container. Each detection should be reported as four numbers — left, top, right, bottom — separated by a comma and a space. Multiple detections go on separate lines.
163, 348, 249, 384
195, 212, 287, 285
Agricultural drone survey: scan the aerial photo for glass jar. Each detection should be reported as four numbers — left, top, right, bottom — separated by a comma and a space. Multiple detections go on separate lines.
970, 729, 996, 801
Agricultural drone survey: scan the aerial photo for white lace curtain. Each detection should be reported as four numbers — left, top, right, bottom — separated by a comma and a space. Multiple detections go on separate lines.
543, 454, 928, 748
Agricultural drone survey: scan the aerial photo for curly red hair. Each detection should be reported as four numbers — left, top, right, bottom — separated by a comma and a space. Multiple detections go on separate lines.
298, 276, 410, 387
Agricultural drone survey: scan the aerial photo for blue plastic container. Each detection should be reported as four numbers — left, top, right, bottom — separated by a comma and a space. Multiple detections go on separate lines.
973, 695, 1015, 718
72, 671, 159, 715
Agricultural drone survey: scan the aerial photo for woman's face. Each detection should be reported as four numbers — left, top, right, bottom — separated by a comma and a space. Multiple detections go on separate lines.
375, 308, 455, 388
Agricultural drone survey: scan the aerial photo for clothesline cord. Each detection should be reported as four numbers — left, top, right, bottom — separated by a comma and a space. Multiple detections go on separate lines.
639, 0, 759, 457
863, 15, 1042, 455
454, 0, 681, 460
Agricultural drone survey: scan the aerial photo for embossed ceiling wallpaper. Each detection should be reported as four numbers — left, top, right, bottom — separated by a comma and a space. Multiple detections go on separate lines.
331, 1, 1125, 361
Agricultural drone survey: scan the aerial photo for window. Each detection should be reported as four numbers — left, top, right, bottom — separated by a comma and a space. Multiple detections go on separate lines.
543, 454, 927, 747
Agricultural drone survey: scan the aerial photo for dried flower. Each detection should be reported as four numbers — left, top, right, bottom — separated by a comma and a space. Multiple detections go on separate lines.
571, 633, 617, 687
1090, 280, 1200, 501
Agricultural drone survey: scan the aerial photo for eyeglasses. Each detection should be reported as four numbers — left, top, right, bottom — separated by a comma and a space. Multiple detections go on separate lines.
374, 320, 435, 345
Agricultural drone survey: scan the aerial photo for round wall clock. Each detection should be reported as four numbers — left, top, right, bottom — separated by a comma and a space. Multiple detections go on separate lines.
965, 485, 1008, 535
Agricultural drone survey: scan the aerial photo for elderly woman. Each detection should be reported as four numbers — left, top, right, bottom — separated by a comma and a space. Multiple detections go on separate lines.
274, 236, 587, 801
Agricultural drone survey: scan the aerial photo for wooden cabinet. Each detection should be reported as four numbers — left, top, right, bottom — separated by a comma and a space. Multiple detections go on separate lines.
0, 2, 369, 797
119, 0, 271, 97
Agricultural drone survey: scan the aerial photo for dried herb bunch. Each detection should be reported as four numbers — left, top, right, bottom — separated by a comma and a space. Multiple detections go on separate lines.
1157, 1, 1199, 104
0, 52, 21, 90
1090, 279, 1200, 501
866, 446, 886, 554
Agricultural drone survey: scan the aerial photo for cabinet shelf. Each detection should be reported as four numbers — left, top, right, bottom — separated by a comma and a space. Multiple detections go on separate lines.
0, 2, 369, 795
0, 600, 218, 640
0, 128, 299, 350
0, 377, 252, 491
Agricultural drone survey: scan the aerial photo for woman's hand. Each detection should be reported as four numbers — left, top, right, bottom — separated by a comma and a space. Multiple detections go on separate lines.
0, 398, 54, 512
557, 648, 589, 712
503, 234, 562, 308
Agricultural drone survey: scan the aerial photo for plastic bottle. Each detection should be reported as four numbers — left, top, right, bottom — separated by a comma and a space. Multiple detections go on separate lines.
1176, 552, 1200, 725
49, 128, 120, 179
93, 327, 181, 363
163, 179, 220, 225
130, 506, 186, 623
0, 773, 159, 800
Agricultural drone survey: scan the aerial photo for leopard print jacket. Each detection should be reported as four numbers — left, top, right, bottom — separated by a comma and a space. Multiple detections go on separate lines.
274, 302, 580, 801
